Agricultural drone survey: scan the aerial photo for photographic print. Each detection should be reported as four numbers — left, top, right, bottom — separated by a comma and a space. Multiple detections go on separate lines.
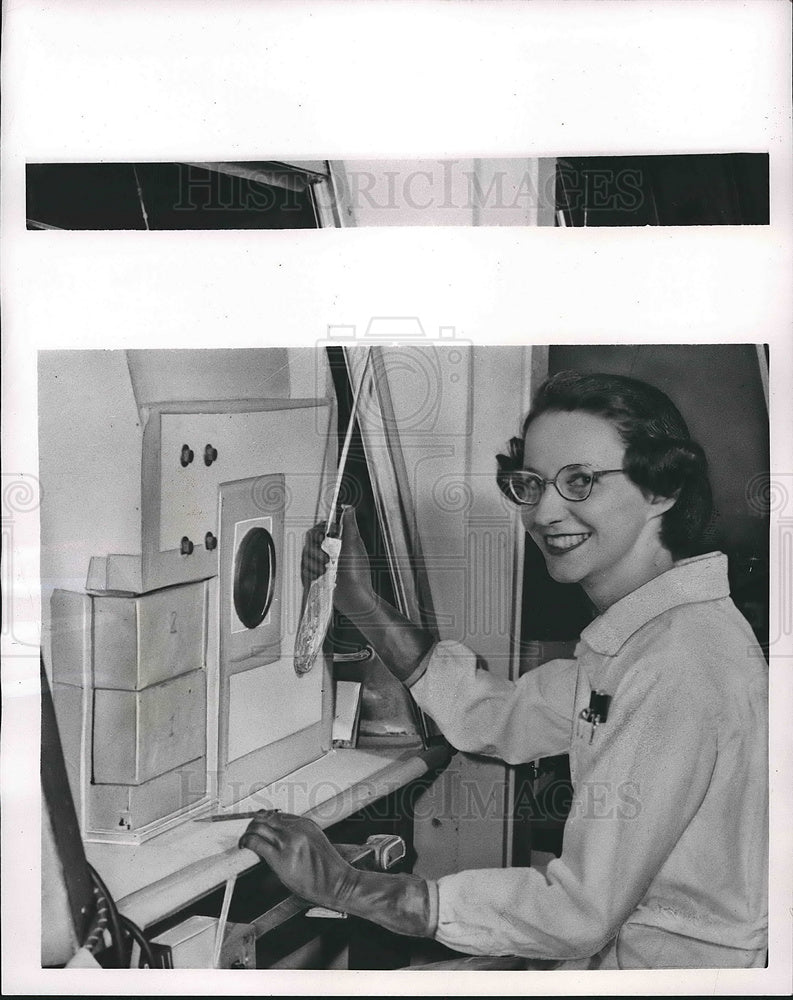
37, 341, 770, 974
2, 1, 791, 995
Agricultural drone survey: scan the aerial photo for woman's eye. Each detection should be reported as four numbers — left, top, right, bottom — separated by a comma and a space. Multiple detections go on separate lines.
512, 474, 541, 499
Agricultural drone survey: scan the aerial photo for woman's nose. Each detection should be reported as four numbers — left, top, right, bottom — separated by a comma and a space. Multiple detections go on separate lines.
524, 482, 568, 527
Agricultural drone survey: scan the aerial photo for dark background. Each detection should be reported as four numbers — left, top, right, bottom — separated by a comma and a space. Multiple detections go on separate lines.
555, 153, 769, 226
26, 162, 319, 230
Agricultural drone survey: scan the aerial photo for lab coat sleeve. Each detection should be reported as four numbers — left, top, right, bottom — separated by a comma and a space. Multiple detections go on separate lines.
429, 648, 718, 959
408, 639, 577, 764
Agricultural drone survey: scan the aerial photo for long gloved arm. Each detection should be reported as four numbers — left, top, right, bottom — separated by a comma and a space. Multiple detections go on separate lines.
344, 591, 435, 686
239, 810, 435, 938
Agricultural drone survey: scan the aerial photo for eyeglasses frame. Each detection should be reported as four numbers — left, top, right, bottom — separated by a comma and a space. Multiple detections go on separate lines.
504, 464, 626, 506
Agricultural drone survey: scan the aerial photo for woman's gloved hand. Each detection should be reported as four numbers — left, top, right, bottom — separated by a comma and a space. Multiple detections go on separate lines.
301, 506, 375, 618
238, 810, 359, 910
239, 810, 436, 938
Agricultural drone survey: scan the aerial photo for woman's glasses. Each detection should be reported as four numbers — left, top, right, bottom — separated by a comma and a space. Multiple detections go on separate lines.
501, 464, 625, 506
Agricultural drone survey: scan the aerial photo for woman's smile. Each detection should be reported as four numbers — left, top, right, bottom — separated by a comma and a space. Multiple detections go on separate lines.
541, 531, 592, 555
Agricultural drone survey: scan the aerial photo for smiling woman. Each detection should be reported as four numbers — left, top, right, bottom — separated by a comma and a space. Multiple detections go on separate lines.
247, 365, 769, 969
497, 371, 712, 611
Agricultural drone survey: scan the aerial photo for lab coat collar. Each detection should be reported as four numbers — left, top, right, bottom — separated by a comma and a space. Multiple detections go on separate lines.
579, 552, 730, 657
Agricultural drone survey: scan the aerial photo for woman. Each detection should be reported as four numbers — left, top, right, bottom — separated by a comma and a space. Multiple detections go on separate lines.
240, 371, 768, 970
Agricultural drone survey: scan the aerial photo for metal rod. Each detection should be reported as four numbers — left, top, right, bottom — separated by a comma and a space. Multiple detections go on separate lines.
212, 874, 236, 968
195, 810, 272, 823
326, 345, 373, 534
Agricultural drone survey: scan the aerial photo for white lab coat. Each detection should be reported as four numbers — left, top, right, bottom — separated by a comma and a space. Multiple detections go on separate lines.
408, 553, 768, 969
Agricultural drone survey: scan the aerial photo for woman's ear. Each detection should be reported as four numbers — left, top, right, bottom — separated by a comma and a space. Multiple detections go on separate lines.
649, 489, 680, 515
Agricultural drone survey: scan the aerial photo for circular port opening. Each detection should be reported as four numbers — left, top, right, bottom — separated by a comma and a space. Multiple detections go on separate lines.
233, 526, 276, 629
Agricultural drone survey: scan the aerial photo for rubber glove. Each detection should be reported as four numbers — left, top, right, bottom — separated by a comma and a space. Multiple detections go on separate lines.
239, 810, 435, 938
301, 506, 435, 684
301, 505, 375, 619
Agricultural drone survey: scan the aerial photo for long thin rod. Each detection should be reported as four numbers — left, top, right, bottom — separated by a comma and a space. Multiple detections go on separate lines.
212, 874, 236, 968
326, 346, 373, 534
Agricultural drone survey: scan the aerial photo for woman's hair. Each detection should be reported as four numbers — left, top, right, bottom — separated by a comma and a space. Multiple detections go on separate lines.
496, 370, 713, 558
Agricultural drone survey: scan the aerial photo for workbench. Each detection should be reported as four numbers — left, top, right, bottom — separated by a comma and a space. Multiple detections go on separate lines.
87, 743, 450, 934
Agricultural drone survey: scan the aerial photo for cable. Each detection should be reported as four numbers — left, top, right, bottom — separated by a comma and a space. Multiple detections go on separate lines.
88, 864, 155, 968
88, 863, 128, 968
82, 884, 109, 955
120, 913, 156, 969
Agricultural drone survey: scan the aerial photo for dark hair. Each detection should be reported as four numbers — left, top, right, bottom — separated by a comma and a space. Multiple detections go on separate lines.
496, 370, 713, 559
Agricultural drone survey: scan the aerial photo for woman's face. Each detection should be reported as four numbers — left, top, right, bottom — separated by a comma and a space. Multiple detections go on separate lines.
521, 410, 674, 610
